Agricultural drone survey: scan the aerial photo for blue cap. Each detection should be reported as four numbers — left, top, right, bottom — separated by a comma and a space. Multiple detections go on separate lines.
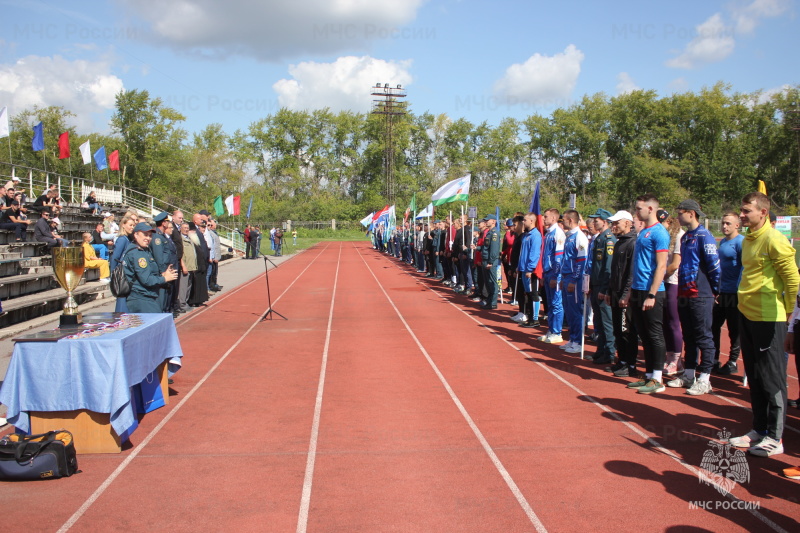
154, 211, 169, 223
133, 222, 155, 233
483, 214, 497, 221
587, 208, 612, 220
505, 218, 514, 226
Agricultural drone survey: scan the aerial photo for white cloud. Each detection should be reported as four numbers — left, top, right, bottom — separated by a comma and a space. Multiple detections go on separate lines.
615, 72, 640, 95
733, 0, 790, 34
273, 56, 413, 112
492, 45, 584, 106
669, 77, 690, 92
119, 0, 427, 61
0, 55, 123, 132
666, 13, 735, 69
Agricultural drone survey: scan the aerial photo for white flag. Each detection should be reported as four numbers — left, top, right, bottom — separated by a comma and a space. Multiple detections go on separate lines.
0, 106, 9, 138
416, 203, 433, 219
431, 174, 470, 206
224, 194, 235, 215
360, 212, 374, 227
79, 140, 91, 164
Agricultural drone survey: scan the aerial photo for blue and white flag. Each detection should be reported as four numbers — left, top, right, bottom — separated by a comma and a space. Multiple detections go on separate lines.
32, 121, 44, 151
246, 197, 253, 218
360, 212, 374, 227
416, 203, 433, 219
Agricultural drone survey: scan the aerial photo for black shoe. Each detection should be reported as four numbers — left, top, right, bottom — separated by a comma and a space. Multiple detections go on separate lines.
593, 357, 613, 365
717, 361, 738, 375
480, 303, 497, 310
613, 365, 634, 377
607, 361, 626, 373
788, 398, 800, 408
520, 321, 538, 328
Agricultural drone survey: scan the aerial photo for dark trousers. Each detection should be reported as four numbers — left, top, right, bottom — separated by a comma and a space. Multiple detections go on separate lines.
611, 295, 638, 367
712, 292, 741, 362
475, 266, 486, 298
0, 222, 27, 240
245, 241, 253, 258
630, 290, 666, 375
591, 290, 616, 360
677, 296, 716, 374
740, 316, 788, 440
459, 254, 474, 289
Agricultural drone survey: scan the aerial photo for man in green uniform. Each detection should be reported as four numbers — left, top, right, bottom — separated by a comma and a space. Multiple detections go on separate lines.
587, 208, 617, 364
149, 212, 178, 312
481, 214, 501, 309
124, 222, 178, 313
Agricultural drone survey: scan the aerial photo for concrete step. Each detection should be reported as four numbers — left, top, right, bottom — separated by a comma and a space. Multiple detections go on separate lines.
0, 281, 112, 329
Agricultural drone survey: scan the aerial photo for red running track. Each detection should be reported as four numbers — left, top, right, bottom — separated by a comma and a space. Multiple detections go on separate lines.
2, 242, 799, 532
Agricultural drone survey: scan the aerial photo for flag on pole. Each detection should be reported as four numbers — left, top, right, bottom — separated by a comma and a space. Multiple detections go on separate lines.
109, 150, 120, 171
32, 122, 44, 151
416, 203, 433, 219
58, 132, 70, 159
79, 140, 91, 164
213, 195, 225, 216
246, 197, 253, 218
431, 174, 470, 206
529, 181, 545, 278
0, 107, 9, 138
758, 180, 767, 195
93, 146, 107, 170
360, 212, 375, 227
224, 194, 240, 216
372, 205, 390, 222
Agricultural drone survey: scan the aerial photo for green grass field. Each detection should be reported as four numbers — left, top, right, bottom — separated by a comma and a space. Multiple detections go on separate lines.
255, 228, 370, 256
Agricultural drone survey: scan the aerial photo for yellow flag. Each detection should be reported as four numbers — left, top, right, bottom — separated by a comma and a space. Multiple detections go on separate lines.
757, 180, 767, 194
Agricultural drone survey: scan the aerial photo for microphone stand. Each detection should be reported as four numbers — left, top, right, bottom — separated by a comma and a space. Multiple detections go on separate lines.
260, 252, 287, 321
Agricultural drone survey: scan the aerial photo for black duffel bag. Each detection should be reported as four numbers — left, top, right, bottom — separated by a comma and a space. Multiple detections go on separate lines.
0, 430, 79, 481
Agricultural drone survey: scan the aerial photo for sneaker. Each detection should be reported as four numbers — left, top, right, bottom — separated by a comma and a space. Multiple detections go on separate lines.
782, 465, 800, 480
749, 436, 783, 457
511, 313, 526, 323
717, 361, 738, 375
544, 334, 563, 344
607, 361, 625, 373
728, 430, 764, 449
788, 398, 800, 408
560, 341, 575, 350
627, 378, 649, 389
711, 361, 722, 373
637, 379, 666, 394
686, 380, 713, 396
565, 343, 582, 354
470, 297, 482, 303
99, 277, 111, 284
614, 365, 636, 378
520, 320, 540, 328
0, 417, 7, 427
509, 300, 518, 306
667, 375, 694, 388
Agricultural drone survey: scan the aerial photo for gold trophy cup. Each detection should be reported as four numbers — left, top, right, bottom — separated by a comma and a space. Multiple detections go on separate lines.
52, 247, 85, 327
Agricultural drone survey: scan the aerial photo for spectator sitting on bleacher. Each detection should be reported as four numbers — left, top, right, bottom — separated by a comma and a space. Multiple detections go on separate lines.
32, 189, 58, 213
4, 177, 24, 198
1, 187, 16, 210
103, 213, 120, 240
34, 208, 68, 249
91, 222, 111, 260
0, 201, 32, 241
84, 191, 101, 215
82, 233, 110, 283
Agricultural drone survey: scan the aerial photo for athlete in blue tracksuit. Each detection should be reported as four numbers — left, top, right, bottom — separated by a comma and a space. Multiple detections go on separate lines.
517, 215, 543, 322
561, 211, 589, 349
542, 209, 566, 341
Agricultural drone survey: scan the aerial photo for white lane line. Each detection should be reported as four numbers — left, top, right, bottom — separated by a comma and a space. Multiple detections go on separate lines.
355, 246, 548, 533
58, 244, 330, 533
296, 244, 342, 533
392, 261, 788, 533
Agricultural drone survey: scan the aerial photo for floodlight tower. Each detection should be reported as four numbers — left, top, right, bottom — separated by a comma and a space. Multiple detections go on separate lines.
371, 83, 407, 204
788, 101, 800, 210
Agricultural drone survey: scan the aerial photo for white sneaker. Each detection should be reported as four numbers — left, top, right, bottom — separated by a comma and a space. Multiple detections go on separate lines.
560, 341, 577, 351
749, 436, 783, 457
728, 430, 764, 449
544, 334, 563, 344
686, 379, 712, 396
667, 375, 694, 388
99, 277, 111, 284
511, 313, 527, 323
0, 417, 7, 427
565, 343, 582, 354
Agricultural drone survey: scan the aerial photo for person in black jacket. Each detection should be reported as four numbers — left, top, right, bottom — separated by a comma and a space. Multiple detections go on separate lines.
604, 210, 638, 377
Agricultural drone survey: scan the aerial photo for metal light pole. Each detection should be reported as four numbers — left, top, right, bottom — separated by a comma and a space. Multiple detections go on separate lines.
787, 102, 800, 211
371, 83, 407, 205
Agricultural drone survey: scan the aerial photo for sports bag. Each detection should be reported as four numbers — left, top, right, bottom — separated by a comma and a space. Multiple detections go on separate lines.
0, 430, 79, 481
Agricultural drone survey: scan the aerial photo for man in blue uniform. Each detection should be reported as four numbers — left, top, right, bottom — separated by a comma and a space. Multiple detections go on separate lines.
150, 212, 178, 313
712, 212, 744, 375
560, 210, 589, 354
540, 208, 566, 344
124, 222, 178, 313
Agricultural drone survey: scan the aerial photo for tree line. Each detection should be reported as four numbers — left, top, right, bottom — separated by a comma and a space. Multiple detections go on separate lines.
4, 82, 799, 221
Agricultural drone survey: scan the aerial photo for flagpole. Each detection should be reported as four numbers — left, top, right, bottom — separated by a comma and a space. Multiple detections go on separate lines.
6, 136, 11, 164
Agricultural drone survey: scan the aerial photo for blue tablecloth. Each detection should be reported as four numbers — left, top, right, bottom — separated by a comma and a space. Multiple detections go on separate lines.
0, 313, 183, 442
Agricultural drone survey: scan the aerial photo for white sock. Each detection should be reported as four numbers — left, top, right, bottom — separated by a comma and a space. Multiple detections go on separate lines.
646, 372, 653, 379
697, 372, 710, 383
684, 368, 696, 380
652, 370, 663, 382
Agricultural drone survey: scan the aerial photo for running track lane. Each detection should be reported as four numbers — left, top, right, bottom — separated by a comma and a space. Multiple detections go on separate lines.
360, 243, 800, 532
301, 241, 543, 531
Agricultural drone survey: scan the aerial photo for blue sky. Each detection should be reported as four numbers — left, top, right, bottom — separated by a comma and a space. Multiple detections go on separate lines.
1, 0, 797, 136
